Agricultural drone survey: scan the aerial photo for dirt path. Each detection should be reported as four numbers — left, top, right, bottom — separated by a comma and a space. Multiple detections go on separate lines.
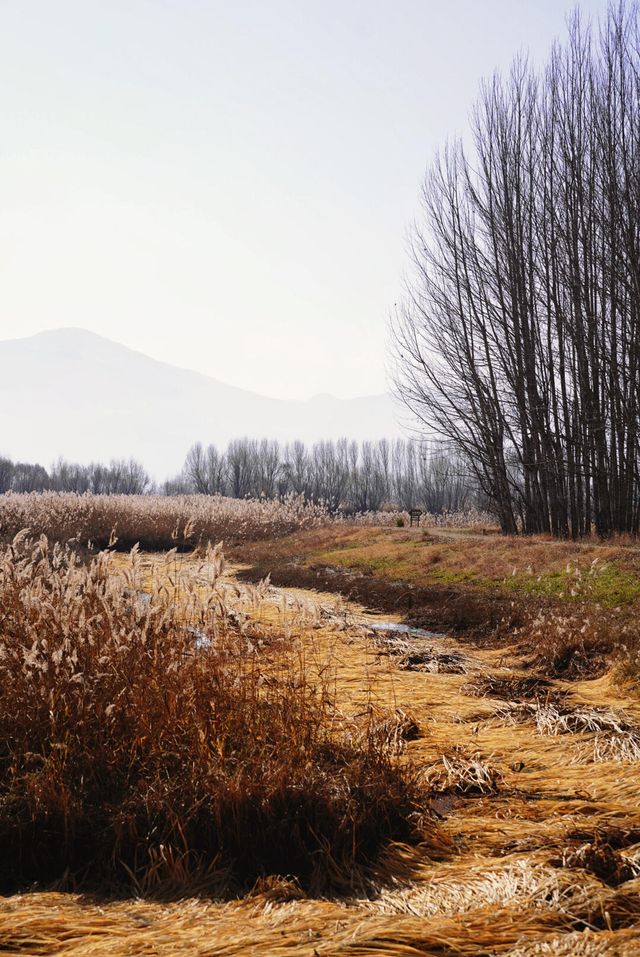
2, 555, 640, 956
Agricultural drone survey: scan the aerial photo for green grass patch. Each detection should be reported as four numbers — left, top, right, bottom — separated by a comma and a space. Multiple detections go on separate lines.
502, 561, 640, 606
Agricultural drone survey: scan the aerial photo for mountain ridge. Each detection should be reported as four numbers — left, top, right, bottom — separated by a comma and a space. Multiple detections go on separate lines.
0, 328, 403, 479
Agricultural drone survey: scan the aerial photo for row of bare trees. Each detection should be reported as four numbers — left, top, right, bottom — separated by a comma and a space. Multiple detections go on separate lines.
170, 438, 473, 514
0, 456, 151, 495
0, 441, 472, 513
394, 2, 640, 537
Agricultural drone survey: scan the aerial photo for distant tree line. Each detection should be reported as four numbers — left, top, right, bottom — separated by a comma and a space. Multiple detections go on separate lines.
0, 456, 151, 495
394, 3, 640, 537
0, 439, 478, 515
168, 438, 475, 514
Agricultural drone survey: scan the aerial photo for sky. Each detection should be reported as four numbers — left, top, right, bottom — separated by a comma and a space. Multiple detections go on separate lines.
0, 0, 611, 400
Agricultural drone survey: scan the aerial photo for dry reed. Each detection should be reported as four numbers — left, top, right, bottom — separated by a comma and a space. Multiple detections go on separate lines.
0, 492, 327, 551
0, 533, 427, 895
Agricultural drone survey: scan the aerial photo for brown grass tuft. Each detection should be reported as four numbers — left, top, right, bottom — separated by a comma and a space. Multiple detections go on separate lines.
424, 749, 503, 795
553, 838, 640, 887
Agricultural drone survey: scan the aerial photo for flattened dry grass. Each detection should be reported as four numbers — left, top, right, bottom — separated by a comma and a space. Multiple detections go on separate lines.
581, 732, 640, 763
494, 701, 637, 736
0, 534, 427, 895
5, 886, 640, 957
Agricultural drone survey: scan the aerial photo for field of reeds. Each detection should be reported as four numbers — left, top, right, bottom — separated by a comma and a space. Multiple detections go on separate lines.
0, 533, 425, 897
0, 492, 327, 550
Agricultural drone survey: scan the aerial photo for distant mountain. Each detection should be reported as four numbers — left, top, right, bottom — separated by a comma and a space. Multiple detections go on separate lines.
0, 328, 404, 479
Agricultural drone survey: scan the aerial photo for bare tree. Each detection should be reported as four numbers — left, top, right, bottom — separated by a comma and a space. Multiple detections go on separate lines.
393, 2, 640, 537
0, 457, 14, 494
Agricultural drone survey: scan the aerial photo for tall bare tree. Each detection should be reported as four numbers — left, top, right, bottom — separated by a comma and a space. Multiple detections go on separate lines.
393, 2, 640, 537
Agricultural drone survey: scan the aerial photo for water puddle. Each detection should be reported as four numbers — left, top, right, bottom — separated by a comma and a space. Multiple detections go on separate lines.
186, 625, 212, 650
430, 792, 462, 818
368, 621, 445, 640
367, 620, 473, 673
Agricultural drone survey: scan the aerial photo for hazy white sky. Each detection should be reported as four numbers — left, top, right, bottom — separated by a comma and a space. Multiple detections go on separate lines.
0, 0, 610, 399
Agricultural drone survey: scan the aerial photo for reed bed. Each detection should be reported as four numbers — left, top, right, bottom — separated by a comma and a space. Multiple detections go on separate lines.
516, 607, 629, 680
0, 492, 327, 551
0, 533, 427, 895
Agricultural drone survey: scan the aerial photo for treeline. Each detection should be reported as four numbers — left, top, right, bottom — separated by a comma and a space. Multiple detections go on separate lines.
0, 457, 151, 495
394, 3, 640, 537
0, 440, 477, 515
169, 438, 474, 513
